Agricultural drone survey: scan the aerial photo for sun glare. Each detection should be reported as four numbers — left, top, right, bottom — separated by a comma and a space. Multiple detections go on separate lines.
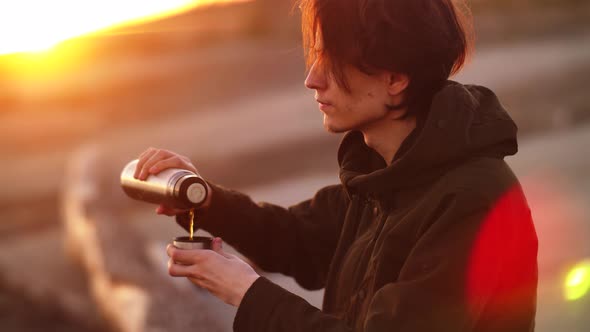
0, 1, 203, 55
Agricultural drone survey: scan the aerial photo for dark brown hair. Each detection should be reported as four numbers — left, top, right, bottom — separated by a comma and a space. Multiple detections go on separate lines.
299, 0, 474, 116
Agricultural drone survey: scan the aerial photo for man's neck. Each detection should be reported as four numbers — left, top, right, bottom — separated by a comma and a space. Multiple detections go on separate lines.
361, 113, 417, 166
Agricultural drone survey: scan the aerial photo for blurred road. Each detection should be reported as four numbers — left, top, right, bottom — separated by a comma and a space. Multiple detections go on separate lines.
2, 30, 590, 207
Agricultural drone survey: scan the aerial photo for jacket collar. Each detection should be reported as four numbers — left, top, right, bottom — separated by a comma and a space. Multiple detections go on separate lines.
337, 81, 518, 201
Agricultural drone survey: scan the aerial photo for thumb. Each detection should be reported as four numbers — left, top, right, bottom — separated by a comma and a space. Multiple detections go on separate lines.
211, 237, 232, 258
156, 204, 184, 216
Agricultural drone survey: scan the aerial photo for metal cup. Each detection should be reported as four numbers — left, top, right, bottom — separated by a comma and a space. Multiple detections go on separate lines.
172, 236, 213, 250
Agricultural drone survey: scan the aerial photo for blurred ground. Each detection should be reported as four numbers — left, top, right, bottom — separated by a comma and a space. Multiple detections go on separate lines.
1, 2, 590, 330
0, 232, 108, 332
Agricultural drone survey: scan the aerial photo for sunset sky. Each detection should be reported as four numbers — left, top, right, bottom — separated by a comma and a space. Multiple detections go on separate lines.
0, 0, 210, 55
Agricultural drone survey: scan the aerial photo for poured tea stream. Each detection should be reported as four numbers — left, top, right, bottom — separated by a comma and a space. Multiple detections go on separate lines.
189, 208, 195, 240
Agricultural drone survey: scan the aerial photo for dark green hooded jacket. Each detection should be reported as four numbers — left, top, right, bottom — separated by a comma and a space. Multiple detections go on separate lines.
177, 81, 538, 331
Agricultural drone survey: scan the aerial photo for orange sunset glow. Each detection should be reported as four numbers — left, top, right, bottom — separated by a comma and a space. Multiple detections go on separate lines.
0, 0, 230, 55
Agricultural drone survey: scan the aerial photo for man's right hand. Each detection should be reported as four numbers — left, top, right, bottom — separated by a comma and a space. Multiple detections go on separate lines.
134, 147, 213, 215
156, 204, 190, 216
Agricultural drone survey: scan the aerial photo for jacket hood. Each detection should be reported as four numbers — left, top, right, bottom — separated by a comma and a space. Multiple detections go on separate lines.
338, 80, 518, 198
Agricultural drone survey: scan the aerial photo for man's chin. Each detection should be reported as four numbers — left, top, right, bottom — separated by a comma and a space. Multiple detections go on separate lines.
323, 122, 348, 134
323, 115, 349, 133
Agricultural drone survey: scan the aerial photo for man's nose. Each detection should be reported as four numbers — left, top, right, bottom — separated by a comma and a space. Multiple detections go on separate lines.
304, 61, 327, 91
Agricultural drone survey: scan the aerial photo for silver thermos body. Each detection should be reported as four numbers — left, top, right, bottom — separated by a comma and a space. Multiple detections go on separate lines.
120, 159, 208, 209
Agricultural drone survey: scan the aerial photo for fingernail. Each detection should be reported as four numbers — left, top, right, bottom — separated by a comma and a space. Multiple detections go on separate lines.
149, 166, 157, 173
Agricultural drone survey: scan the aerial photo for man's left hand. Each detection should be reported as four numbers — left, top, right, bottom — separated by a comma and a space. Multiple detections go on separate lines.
167, 237, 260, 307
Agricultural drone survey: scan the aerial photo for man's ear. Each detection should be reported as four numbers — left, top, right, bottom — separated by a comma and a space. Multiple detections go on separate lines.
387, 73, 409, 97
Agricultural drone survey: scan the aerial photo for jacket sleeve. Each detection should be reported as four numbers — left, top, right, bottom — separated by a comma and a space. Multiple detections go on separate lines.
231, 186, 538, 332
176, 182, 350, 290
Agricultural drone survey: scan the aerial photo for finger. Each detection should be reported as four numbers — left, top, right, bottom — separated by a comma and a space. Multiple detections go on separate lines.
149, 156, 194, 175
168, 259, 195, 277
180, 155, 192, 164
188, 277, 207, 289
211, 238, 232, 259
180, 156, 200, 173
156, 205, 185, 216
167, 245, 209, 264
211, 237, 222, 251
135, 148, 164, 179
134, 148, 157, 178
139, 151, 171, 180
138, 147, 156, 161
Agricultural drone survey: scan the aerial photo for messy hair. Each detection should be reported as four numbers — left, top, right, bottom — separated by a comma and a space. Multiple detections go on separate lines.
299, 0, 474, 115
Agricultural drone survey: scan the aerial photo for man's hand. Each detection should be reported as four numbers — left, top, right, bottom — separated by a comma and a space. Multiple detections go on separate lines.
134, 147, 198, 180
167, 238, 260, 307
133, 147, 213, 213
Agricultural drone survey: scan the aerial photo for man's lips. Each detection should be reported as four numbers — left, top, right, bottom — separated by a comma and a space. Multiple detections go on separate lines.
316, 99, 332, 106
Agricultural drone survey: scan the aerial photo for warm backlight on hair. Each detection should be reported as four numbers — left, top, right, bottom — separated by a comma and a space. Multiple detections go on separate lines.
564, 260, 590, 301
0, 0, 202, 55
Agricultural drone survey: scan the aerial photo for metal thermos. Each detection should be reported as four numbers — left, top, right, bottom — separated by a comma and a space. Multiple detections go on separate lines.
120, 159, 208, 209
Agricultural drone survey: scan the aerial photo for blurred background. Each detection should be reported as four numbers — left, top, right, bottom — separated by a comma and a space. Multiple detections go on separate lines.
1, 0, 589, 331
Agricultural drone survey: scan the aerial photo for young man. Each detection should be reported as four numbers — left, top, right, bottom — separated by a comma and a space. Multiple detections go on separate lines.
134, 0, 538, 330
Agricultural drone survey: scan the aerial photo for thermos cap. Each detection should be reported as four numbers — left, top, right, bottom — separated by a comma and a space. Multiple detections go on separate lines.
187, 183, 207, 204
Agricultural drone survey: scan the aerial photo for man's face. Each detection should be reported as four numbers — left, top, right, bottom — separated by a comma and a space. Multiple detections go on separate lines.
304, 59, 392, 134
